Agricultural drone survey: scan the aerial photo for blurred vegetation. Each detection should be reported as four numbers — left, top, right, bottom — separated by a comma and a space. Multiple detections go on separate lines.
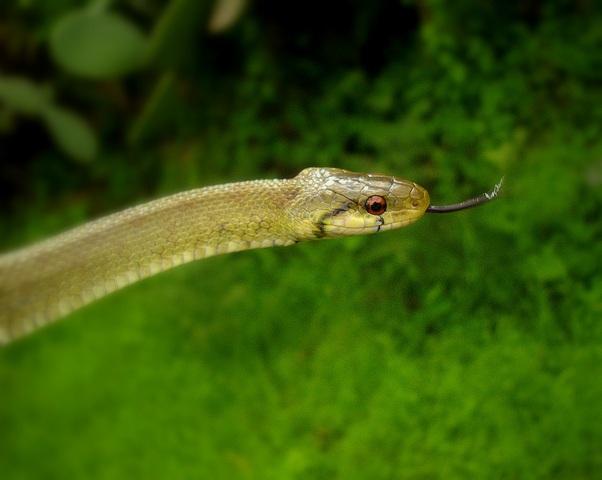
1, 0, 602, 478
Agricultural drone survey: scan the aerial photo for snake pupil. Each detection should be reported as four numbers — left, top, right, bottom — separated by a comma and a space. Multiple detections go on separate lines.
365, 196, 386, 215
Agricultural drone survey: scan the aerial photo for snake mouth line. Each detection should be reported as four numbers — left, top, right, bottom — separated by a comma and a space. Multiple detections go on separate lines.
317, 215, 425, 237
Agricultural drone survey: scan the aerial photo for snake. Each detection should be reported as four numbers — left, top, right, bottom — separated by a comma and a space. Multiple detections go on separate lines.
0, 167, 501, 345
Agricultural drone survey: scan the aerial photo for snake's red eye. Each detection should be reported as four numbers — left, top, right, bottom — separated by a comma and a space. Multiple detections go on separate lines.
365, 196, 387, 215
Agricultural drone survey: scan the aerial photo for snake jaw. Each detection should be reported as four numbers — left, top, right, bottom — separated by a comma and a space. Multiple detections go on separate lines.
317, 207, 426, 238
317, 211, 384, 237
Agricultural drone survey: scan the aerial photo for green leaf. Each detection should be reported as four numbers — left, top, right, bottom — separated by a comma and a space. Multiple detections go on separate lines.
50, 10, 149, 79
0, 75, 52, 115
41, 105, 98, 162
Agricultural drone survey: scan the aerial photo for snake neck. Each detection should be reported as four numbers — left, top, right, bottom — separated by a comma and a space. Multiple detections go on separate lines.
0, 178, 307, 344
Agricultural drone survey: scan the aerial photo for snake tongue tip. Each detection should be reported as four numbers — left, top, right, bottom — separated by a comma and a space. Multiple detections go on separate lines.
486, 176, 504, 200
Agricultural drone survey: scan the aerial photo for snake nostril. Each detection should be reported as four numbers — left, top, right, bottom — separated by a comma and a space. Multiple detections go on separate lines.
411, 200, 419, 208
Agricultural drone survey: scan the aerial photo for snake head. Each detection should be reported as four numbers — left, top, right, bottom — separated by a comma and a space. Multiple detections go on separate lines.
291, 168, 429, 239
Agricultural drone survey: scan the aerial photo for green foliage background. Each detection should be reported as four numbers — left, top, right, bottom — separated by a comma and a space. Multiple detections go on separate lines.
1, 0, 602, 478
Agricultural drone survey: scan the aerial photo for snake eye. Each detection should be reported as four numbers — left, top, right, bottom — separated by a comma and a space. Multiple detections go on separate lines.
365, 196, 387, 215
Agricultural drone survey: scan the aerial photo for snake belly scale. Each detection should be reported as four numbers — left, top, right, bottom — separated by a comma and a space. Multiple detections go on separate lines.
0, 168, 429, 344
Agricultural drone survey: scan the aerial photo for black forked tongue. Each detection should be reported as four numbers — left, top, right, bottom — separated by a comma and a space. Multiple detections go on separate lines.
426, 177, 504, 213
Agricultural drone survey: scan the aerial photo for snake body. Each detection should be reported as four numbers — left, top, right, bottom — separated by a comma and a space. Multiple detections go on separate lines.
0, 167, 429, 345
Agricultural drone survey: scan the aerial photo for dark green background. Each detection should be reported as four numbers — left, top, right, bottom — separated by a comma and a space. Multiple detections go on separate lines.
1, 0, 601, 478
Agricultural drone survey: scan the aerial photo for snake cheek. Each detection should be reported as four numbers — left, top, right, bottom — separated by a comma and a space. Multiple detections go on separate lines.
329, 200, 354, 217
317, 209, 386, 238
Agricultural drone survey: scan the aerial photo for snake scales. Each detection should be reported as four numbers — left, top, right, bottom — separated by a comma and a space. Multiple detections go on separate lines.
0, 167, 499, 345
